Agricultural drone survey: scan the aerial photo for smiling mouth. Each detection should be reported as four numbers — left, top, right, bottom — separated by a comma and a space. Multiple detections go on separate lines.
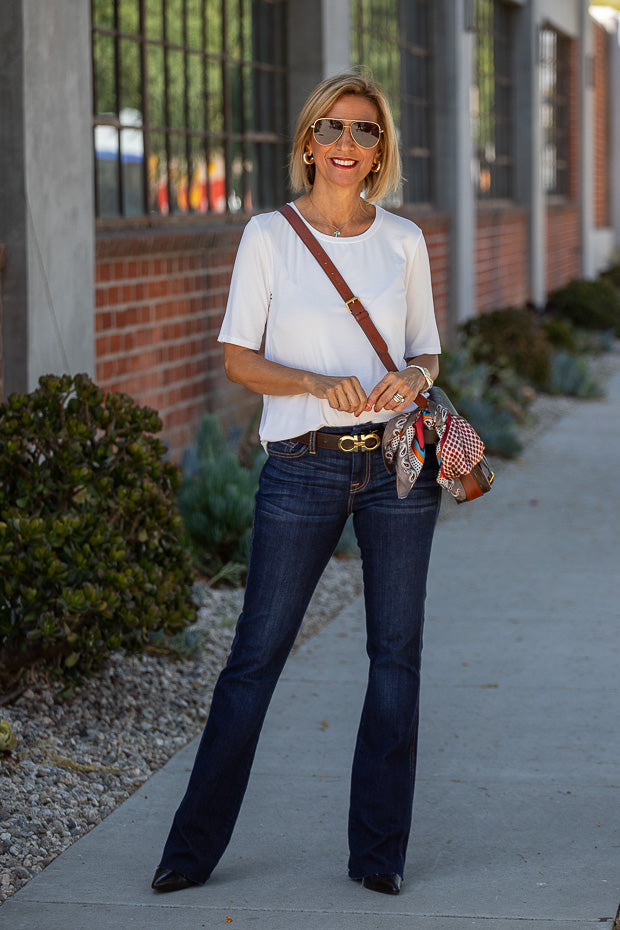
330, 158, 357, 168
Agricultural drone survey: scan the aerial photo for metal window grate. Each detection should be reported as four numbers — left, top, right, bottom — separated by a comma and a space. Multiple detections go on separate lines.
351, 0, 434, 206
472, 0, 514, 201
539, 25, 569, 197
91, 0, 289, 220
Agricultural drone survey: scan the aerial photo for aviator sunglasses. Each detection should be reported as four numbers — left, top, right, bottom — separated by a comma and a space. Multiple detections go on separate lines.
310, 117, 383, 149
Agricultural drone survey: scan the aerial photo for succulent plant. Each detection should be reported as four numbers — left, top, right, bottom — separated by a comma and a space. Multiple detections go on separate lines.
178, 414, 265, 580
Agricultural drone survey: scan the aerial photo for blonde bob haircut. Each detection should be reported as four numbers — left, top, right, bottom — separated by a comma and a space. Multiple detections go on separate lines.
289, 72, 401, 204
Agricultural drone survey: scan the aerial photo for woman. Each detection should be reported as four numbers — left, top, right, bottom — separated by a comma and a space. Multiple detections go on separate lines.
152, 72, 441, 897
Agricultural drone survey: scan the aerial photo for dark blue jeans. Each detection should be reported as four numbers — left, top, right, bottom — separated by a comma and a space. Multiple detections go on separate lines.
158, 426, 441, 883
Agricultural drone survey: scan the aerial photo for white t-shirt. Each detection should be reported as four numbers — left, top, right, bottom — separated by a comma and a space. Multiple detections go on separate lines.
218, 203, 441, 443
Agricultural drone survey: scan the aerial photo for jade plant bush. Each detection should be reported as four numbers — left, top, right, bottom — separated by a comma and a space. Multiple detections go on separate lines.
0, 374, 195, 689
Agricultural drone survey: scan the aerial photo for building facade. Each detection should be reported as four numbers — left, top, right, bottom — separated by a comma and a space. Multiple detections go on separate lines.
1, 0, 619, 459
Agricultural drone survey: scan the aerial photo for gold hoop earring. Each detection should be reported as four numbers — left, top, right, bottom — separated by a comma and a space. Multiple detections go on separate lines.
370, 160, 381, 173
303, 151, 314, 165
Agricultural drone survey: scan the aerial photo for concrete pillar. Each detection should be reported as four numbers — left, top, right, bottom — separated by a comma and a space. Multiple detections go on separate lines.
0, 2, 28, 392
322, 0, 350, 78
514, 0, 546, 308
0, 0, 94, 396
287, 0, 350, 138
434, 0, 475, 337
580, 0, 595, 279
611, 19, 620, 250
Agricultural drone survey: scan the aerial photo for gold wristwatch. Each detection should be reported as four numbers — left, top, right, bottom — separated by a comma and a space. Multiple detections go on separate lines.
407, 364, 434, 390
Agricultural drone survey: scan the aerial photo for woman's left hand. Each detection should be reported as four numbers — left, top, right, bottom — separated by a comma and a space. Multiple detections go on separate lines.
365, 368, 427, 414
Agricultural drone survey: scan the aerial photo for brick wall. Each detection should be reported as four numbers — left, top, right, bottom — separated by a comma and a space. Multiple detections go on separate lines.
545, 204, 580, 292
414, 212, 450, 342
376, 208, 450, 342
543, 37, 581, 295
593, 21, 610, 229
95, 225, 255, 461
474, 206, 529, 314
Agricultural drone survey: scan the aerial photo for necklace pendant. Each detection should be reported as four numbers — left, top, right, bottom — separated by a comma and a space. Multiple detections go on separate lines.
333, 230, 341, 237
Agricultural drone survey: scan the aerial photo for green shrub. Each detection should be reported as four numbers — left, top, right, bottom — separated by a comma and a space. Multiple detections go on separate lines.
573, 327, 617, 355
546, 351, 604, 398
429, 289, 615, 459
462, 306, 552, 388
546, 279, 620, 336
600, 262, 620, 291
178, 415, 266, 581
438, 346, 527, 457
539, 314, 615, 358
438, 346, 526, 418
541, 317, 580, 354
0, 374, 195, 690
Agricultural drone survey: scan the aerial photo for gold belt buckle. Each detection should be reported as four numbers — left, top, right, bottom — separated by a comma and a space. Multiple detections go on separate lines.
337, 432, 381, 452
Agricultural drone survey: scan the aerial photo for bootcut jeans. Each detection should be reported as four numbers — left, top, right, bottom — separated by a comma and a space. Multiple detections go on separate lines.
158, 425, 441, 884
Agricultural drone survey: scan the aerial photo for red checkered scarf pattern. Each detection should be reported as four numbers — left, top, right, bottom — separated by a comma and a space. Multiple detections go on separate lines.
382, 403, 485, 499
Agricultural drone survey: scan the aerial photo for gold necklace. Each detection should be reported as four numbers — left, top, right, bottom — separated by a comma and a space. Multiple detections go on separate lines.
307, 196, 370, 237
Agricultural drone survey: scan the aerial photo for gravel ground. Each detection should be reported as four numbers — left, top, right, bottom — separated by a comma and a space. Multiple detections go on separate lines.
0, 555, 363, 905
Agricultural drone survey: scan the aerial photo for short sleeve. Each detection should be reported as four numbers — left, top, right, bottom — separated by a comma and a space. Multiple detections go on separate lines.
218, 217, 273, 350
404, 232, 441, 357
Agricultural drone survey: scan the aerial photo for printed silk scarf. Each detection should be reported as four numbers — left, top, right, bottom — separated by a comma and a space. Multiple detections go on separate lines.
382, 402, 486, 500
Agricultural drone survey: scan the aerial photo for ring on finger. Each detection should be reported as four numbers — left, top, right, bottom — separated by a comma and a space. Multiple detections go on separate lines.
392, 392, 405, 404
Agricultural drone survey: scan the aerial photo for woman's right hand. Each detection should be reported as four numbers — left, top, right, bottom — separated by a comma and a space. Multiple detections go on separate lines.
224, 345, 368, 415
310, 374, 369, 416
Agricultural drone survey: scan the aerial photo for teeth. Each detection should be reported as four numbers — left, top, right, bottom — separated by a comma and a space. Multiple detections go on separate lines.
333, 159, 355, 166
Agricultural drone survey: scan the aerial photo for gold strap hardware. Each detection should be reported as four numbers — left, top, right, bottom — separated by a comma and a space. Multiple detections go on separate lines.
345, 296, 359, 313
337, 432, 382, 452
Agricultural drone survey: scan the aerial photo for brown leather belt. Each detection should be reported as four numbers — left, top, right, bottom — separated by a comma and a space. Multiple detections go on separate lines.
291, 425, 438, 452
291, 429, 383, 452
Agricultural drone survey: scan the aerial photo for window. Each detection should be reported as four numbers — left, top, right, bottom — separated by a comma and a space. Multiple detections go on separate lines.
92, 0, 289, 219
351, 0, 433, 205
472, 0, 514, 200
539, 26, 569, 197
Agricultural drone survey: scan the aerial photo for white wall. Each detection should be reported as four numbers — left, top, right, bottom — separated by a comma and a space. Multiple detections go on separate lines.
538, 0, 581, 35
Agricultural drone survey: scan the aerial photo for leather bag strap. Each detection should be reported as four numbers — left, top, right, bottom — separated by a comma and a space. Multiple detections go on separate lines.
278, 203, 428, 410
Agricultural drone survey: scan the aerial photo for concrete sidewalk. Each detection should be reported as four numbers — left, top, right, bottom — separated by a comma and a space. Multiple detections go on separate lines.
3, 365, 620, 928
